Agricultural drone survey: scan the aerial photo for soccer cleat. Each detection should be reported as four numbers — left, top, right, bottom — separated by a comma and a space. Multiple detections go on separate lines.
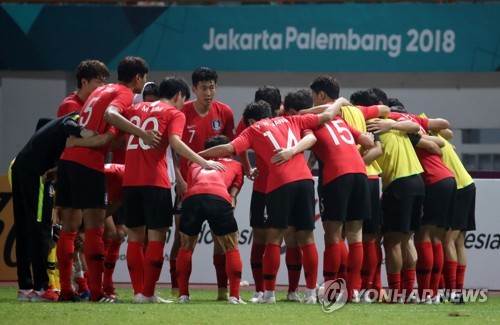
227, 296, 247, 305
256, 295, 276, 304
31, 289, 59, 302
302, 295, 317, 305
58, 292, 83, 302
79, 289, 90, 301
151, 295, 173, 304
133, 293, 151, 304
217, 288, 229, 301
92, 295, 116, 303
16, 290, 34, 302
249, 291, 264, 303
432, 295, 442, 305
177, 295, 191, 304
286, 291, 302, 302
419, 295, 433, 305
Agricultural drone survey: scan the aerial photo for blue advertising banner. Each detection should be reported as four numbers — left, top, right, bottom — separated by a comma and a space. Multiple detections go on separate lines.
2, 3, 500, 72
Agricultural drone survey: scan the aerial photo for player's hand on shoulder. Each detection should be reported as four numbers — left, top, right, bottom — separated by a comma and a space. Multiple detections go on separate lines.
203, 160, 226, 172
336, 97, 351, 106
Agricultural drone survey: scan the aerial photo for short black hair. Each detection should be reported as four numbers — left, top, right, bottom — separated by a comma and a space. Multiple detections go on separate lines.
159, 76, 190, 101
76, 60, 109, 89
349, 89, 379, 106
284, 89, 313, 112
192, 67, 218, 86
117, 56, 149, 83
142, 82, 159, 100
255, 86, 281, 114
387, 97, 407, 113
243, 100, 272, 126
205, 135, 230, 149
309, 75, 340, 100
368, 88, 388, 105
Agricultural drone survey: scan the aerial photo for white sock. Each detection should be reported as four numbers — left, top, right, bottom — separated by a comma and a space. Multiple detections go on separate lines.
305, 288, 316, 298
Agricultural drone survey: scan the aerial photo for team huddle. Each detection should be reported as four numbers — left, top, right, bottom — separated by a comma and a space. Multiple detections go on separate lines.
10, 56, 475, 305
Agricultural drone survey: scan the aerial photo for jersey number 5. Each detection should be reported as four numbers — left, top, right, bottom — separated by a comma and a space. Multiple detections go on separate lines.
324, 120, 355, 145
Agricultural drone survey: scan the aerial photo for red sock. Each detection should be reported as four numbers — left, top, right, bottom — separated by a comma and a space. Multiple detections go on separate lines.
213, 253, 227, 289
262, 243, 281, 291
402, 269, 416, 297
301, 243, 318, 290
431, 243, 444, 297
176, 248, 193, 297
143, 241, 165, 297
170, 258, 178, 289
250, 243, 265, 292
416, 241, 433, 299
439, 273, 445, 289
57, 231, 76, 296
338, 240, 348, 279
347, 242, 363, 295
373, 245, 383, 295
361, 240, 377, 290
444, 260, 458, 291
127, 241, 144, 295
387, 273, 401, 302
285, 247, 302, 293
323, 243, 340, 282
456, 264, 466, 290
103, 239, 121, 289
84, 228, 105, 300
225, 249, 243, 298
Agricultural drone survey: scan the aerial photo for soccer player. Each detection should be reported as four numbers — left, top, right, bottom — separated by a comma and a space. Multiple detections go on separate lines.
10, 113, 97, 302
200, 98, 351, 304
55, 59, 109, 297
429, 128, 475, 303
56, 56, 158, 302
57, 60, 109, 117
176, 135, 245, 304
171, 67, 235, 300
286, 88, 375, 302
106, 76, 225, 303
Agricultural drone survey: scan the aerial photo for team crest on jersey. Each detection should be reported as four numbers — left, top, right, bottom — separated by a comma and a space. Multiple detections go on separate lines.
212, 119, 222, 132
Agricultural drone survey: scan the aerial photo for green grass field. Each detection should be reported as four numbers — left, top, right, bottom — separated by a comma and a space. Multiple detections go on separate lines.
0, 286, 498, 325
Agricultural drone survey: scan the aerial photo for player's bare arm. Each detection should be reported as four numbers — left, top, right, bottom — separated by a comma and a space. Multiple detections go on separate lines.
104, 105, 162, 148
357, 132, 375, 149
238, 150, 259, 180
427, 118, 450, 131
228, 185, 240, 209
317, 97, 350, 124
66, 130, 115, 148
366, 118, 420, 134
416, 137, 443, 156
271, 132, 317, 166
170, 134, 226, 171
172, 150, 187, 199
438, 128, 454, 140
362, 141, 382, 165
421, 134, 446, 148
198, 143, 235, 159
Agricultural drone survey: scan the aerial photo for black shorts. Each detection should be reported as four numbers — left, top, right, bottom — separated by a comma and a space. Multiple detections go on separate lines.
180, 194, 237, 237
266, 179, 315, 231
55, 160, 107, 209
172, 185, 182, 214
123, 186, 173, 229
381, 175, 425, 233
250, 190, 268, 228
422, 177, 457, 228
112, 205, 126, 226
363, 178, 381, 234
321, 173, 370, 222
451, 183, 476, 231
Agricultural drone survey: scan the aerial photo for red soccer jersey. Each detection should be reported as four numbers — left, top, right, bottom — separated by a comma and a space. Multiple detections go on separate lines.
312, 116, 367, 185
231, 114, 317, 193
121, 101, 185, 188
357, 105, 380, 120
57, 92, 84, 117
180, 100, 235, 179
104, 163, 124, 205
183, 157, 244, 204
389, 112, 454, 185
60, 84, 133, 172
